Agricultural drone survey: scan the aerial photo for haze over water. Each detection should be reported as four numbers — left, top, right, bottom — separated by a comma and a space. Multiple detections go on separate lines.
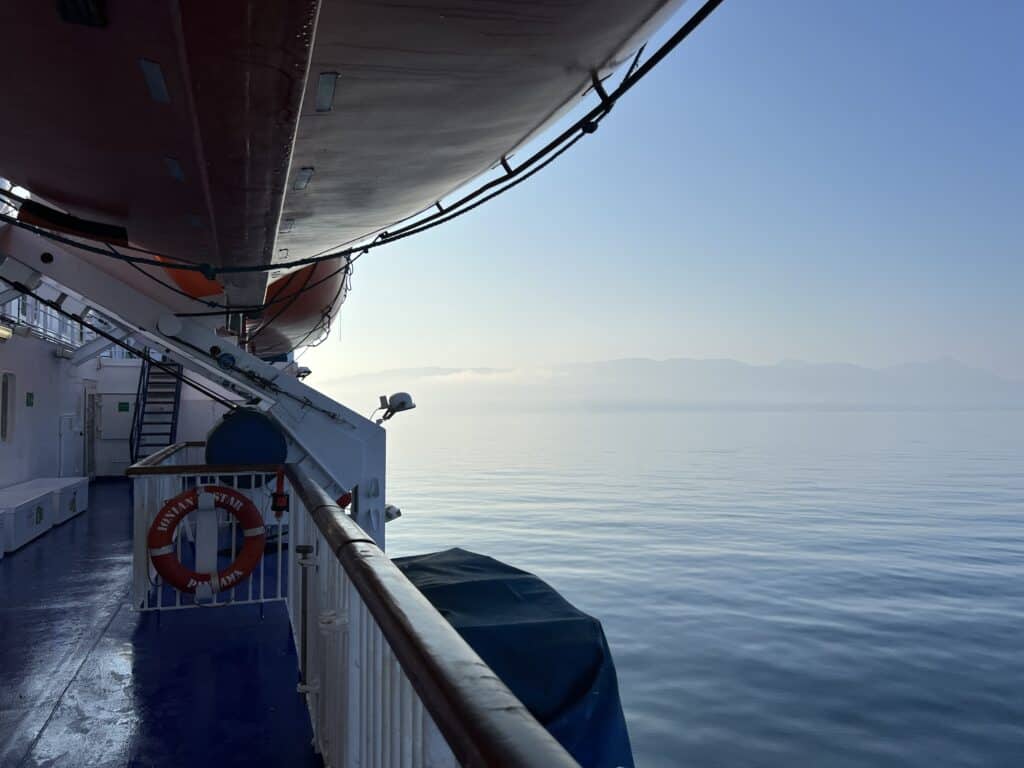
326, 365, 1024, 767
299, 1, 1024, 761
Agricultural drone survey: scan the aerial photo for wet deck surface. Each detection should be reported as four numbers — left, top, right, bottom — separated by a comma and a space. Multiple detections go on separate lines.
0, 480, 320, 767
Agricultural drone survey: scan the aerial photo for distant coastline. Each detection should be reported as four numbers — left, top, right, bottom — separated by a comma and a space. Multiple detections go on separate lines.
316, 357, 1024, 410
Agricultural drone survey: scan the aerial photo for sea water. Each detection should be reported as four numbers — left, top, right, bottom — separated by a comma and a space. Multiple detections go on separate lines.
383, 406, 1024, 767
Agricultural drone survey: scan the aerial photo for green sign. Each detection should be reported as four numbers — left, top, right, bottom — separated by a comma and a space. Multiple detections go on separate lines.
118, 401, 130, 412
25, 392, 34, 407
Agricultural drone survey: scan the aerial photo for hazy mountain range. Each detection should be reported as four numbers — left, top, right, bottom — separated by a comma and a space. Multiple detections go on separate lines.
316, 358, 1024, 409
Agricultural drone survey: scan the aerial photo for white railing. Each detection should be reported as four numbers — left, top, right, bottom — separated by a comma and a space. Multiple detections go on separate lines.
126, 446, 579, 767
286, 464, 579, 768
127, 443, 289, 611
288, 488, 457, 768
1, 293, 133, 356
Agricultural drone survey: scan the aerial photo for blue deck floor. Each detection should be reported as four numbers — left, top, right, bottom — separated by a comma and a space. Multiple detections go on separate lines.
0, 480, 320, 768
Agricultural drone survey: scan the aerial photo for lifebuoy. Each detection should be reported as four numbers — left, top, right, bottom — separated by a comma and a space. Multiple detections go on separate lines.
148, 485, 266, 594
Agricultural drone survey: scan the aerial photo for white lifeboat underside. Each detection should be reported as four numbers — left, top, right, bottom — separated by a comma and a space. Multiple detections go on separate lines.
0, 0, 686, 354
279, 0, 686, 262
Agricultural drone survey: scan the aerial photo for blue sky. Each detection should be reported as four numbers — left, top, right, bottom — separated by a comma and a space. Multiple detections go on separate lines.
306, 0, 1024, 380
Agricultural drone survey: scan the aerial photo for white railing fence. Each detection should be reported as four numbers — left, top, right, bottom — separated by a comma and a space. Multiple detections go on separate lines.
128, 446, 579, 768
128, 443, 289, 611
288, 484, 457, 768
285, 464, 579, 768
1, 293, 132, 355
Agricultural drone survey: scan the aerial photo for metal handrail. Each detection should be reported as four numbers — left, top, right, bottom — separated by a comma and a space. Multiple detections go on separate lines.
168, 364, 183, 444
128, 355, 149, 463
126, 441, 282, 476
127, 440, 189, 471
0, 294, 84, 348
286, 463, 580, 768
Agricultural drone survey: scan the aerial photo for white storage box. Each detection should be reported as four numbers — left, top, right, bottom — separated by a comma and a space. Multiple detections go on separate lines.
6, 478, 89, 526
53, 478, 89, 524
0, 485, 54, 553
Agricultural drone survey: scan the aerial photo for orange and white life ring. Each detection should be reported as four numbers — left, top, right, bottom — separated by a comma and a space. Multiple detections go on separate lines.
147, 486, 265, 594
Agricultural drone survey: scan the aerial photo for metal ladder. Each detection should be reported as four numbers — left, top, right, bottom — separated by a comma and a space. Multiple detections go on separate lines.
130, 357, 183, 462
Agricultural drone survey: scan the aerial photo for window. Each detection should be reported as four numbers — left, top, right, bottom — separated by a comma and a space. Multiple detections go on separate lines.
1, 372, 13, 442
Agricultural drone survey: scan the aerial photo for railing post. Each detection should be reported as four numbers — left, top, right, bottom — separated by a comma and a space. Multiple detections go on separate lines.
129, 355, 148, 463
295, 543, 314, 688
346, 585, 363, 768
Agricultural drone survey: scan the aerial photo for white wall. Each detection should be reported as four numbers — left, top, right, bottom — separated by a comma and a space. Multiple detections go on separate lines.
78, 358, 141, 476
82, 358, 241, 470
0, 333, 250, 486
58, 363, 86, 477
0, 334, 82, 488
178, 397, 228, 444
78, 358, 241, 473
178, 376, 238, 443
87, 358, 142, 394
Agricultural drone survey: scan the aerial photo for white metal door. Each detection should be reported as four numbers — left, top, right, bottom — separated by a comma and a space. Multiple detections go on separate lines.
58, 414, 81, 477
84, 387, 97, 478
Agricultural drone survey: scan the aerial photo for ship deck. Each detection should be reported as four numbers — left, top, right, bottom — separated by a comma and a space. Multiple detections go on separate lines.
0, 479, 320, 768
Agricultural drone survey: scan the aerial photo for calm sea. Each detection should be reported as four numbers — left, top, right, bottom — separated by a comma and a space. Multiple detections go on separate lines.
382, 406, 1024, 767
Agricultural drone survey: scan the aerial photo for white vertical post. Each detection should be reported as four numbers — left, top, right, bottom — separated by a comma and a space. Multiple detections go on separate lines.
131, 478, 150, 608
193, 489, 218, 600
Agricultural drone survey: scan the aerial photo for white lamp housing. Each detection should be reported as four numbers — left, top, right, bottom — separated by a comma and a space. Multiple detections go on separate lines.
376, 392, 416, 423
387, 392, 415, 414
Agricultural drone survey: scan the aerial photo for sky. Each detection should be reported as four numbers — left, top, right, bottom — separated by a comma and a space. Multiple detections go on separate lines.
305, 0, 1024, 382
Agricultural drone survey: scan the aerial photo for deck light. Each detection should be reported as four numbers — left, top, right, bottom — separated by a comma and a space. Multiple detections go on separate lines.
375, 392, 416, 424
164, 157, 185, 182
315, 73, 338, 112
293, 167, 315, 190
139, 59, 170, 103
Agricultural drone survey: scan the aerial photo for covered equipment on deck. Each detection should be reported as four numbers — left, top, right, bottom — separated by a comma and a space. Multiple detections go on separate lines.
395, 548, 635, 768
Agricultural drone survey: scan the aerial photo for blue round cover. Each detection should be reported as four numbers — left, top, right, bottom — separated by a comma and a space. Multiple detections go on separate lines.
205, 408, 287, 465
